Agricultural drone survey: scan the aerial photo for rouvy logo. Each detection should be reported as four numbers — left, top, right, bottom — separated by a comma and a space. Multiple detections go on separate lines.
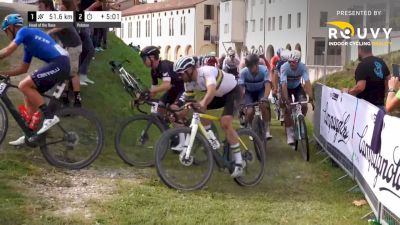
327, 21, 392, 46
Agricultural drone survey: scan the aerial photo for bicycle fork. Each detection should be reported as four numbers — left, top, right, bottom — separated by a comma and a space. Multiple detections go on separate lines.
181, 113, 200, 162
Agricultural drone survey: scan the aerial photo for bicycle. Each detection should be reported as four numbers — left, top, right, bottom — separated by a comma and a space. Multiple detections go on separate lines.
155, 102, 265, 191
289, 94, 310, 161
110, 60, 193, 167
0, 75, 104, 169
241, 100, 269, 151
272, 95, 281, 121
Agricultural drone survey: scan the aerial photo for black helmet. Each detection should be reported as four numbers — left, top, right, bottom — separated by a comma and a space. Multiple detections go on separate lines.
245, 54, 260, 68
139, 46, 160, 59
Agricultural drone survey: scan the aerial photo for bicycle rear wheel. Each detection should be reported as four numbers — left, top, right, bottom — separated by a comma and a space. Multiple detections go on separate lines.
0, 102, 8, 145
115, 114, 166, 167
40, 107, 104, 169
295, 115, 310, 161
155, 127, 214, 191
234, 128, 265, 187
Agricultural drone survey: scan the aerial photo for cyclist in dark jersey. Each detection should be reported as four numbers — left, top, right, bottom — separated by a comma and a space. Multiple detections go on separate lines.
0, 14, 71, 145
140, 46, 184, 107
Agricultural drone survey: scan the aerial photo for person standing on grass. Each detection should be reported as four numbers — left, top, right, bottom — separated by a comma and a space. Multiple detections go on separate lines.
342, 39, 390, 111
38, 0, 83, 107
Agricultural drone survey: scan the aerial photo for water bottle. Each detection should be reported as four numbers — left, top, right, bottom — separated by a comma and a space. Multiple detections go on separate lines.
207, 130, 221, 150
18, 105, 31, 124
29, 111, 42, 131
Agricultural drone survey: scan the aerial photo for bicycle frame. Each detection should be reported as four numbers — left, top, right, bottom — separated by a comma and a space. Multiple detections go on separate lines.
182, 112, 249, 166
290, 95, 308, 140
0, 78, 65, 140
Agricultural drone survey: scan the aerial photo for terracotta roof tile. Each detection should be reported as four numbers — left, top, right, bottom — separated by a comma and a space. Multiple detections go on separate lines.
122, 0, 205, 16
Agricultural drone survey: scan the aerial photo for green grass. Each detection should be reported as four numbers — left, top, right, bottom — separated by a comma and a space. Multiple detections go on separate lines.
0, 32, 372, 224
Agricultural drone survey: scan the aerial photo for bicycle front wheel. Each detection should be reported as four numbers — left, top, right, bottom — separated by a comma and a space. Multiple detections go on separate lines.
234, 128, 265, 187
155, 127, 214, 191
115, 114, 166, 167
251, 115, 266, 152
295, 115, 310, 161
40, 107, 104, 169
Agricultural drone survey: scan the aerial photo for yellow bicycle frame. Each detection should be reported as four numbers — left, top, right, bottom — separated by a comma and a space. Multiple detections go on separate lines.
197, 113, 249, 151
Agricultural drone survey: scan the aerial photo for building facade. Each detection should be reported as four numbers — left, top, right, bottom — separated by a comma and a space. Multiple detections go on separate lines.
118, 0, 219, 60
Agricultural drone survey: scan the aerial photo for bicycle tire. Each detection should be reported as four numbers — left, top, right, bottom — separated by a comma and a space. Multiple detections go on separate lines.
0, 102, 9, 145
115, 114, 166, 167
234, 128, 265, 187
40, 107, 104, 169
251, 115, 267, 152
295, 115, 310, 161
155, 127, 214, 191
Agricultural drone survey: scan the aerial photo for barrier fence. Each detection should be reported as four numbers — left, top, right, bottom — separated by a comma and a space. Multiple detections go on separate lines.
313, 83, 400, 225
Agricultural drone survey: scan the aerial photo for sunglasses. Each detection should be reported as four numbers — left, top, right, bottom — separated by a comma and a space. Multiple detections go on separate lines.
289, 60, 298, 64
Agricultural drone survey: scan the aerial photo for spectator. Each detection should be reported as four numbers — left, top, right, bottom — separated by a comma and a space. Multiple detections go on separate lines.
223, 49, 240, 78
385, 76, 400, 113
342, 39, 390, 110
39, 0, 83, 107
78, 0, 97, 85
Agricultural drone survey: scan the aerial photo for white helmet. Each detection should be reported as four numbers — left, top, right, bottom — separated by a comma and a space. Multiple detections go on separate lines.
174, 56, 196, 73
288, 50, 301, 62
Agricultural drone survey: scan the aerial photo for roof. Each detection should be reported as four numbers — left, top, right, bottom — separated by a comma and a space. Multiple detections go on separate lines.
122, 0, 206, 16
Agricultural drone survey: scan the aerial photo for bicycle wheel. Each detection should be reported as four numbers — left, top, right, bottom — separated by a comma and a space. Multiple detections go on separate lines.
234, 128, 265, 187
155, 127, 214, 191
251, 115, 266, 151
115, 114, 166, 167
40, 107, 104, 169
0, 102, 8, 145
295, 115, 310, 161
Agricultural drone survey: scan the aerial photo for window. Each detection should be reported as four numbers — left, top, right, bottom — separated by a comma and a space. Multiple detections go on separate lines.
183, 17, 186, 35
252, 20, 255, 32
349, 5, 364, 29
260, 18, 264, 31
204, 25, 211, 41
169, 18, 172, 36
269, 0, 271, 3
268, 17, 271, 31
224, 24, 229, 34
297, 12, 301, 28
288, 14, 291, 29
279, 16, 282, 30
245, 20, 248, 33
136, 21, 141, 38
320, 11, 328, 27
128, 22, 132, 38
272, 17, 275, 31
204, 5, 214, 20
121, 23, 124, 38
390, 1, 400, 30
180, 17, 183, 35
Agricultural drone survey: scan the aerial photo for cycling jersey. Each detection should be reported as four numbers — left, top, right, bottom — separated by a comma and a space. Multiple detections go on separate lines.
222, 57, 240, 71
151, 60, 184, 92
280, 62, 309, 90
270, 55, 280, 71
182, 66, 237, 97
275, 59, 287, 76
15, 27, 68, 64
238, 65, 270, 93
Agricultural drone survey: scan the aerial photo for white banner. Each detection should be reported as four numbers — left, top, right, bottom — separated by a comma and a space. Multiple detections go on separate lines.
320, 86, 357, 161
319, 85, 400, 217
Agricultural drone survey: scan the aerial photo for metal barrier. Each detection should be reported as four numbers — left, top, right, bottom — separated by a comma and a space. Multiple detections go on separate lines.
313, 82, 400, 225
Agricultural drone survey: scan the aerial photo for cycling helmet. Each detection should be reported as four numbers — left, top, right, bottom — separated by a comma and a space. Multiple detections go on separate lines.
227, 49, 236, 57
1, 14, 23, 31
139, 46, 160, 59
204, 56, 218, 66
245, 54, 260, 68
276, 48, 285, 57
208, 51, 216, 57
288, 50, 301, 62
258, 46, 264, 56
174, 56, 196, 73
280, 50, 291, 61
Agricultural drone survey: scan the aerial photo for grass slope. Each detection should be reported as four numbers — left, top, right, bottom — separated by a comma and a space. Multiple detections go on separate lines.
0, 33, 371, 224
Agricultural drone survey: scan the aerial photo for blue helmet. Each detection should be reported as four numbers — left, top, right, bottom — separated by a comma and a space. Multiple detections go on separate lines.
1, 14, 23, 31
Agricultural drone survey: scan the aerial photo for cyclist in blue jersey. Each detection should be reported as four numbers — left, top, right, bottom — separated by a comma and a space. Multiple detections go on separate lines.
0, 14, 71, 145
280, 50, 313, 145
238, 54, 272, 139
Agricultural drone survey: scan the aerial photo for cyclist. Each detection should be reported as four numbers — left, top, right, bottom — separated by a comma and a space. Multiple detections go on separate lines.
173, 56, 244, 178
222, 49, 240, 78
270, 48, 284, 96
273, 49, 290, 122
239, 54, 272, 139
0, 14, 71, 145
204, 52, 218, 67
280, 50, 313, 145
139, 46, 184, 110
258, 47, 271, 71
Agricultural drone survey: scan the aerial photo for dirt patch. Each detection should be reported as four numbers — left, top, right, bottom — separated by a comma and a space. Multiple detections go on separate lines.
22, 167, 146, 220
